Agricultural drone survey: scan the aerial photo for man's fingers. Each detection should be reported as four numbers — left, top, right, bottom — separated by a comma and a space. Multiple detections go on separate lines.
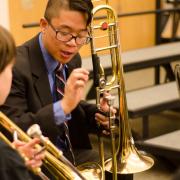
25, 138, 40, 148
34, 147, 46, 157
95, 113, 106, 121
13, 140, 26, 147
70, 68, 89, 83
74, 79, 87, 89
73, 68, 89, 75
95, 114, 109, 126
25, 159, 43, 169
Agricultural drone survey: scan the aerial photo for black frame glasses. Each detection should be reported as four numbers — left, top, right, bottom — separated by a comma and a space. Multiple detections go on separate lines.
48, 21, 91, 45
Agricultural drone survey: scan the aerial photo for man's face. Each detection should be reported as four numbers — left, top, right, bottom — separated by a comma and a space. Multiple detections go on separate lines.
41, 9, 88, 64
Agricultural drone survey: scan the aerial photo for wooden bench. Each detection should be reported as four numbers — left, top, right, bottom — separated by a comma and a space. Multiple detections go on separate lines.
82, 42, 180, 99
83, 42, 180, 139
82, 41, 180, 75
135, 130, 180, 160
87, 82, 180, 139
126, 81, 180, 138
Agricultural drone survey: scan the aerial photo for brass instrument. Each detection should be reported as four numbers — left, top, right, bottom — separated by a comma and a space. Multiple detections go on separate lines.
0, 132, 50, 180
90, 1, 154, 179
0, 112, 102, 180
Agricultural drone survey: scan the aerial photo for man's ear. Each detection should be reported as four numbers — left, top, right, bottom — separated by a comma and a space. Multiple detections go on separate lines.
40, 17, 48, 33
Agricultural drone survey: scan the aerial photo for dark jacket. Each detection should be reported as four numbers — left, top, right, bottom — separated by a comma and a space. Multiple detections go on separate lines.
0, 34, 97, 149
0, 140, 33, 180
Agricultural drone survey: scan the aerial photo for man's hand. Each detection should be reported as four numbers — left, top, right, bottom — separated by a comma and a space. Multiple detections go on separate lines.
61, 68, 89, 114
13, 138, 45, 169
95, 93, 117, 132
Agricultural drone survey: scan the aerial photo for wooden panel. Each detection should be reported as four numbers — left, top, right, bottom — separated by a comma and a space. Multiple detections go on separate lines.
9, 0, 47, 45
8, 0, 156, 57
80, 0, 156, 57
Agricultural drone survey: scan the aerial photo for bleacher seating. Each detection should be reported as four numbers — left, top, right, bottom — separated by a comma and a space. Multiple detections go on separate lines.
83, 42, 180, 139
87, 81, 180, 138
82, 42, 180, 76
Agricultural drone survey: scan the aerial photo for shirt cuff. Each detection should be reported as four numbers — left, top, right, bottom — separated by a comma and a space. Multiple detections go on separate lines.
53, 101, 71, 125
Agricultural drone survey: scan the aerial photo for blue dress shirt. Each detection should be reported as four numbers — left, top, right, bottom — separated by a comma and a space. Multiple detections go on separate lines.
38, 33, 71, 125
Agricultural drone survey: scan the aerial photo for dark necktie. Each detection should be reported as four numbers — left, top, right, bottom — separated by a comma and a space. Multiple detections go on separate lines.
55, 64, 76, 165
55, 64, 65, 99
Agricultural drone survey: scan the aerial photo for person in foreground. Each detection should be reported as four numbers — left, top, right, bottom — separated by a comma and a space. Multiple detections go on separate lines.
0, 0, 114, 166
0, 25, 45, 180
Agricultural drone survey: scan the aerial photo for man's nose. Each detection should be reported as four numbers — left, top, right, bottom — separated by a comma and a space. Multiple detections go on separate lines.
66, 37, 77, 46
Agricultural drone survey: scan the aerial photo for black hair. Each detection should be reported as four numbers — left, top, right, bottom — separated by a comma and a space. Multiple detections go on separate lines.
44, 0, 93, 26
0, 26, 16, 73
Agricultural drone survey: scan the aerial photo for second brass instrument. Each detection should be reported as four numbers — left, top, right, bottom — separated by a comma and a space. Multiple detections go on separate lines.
0, 112, 102, 180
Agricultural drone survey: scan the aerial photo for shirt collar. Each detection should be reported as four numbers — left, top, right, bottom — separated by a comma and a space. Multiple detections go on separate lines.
39, 33, 58, 74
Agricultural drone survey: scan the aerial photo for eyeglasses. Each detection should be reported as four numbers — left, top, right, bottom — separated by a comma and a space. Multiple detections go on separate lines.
48, 22, 91, 45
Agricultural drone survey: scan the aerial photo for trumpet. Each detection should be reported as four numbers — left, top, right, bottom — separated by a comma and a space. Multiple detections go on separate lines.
0, 131, 50, 180
90, 1, 154, 179
0, 112, 102, 180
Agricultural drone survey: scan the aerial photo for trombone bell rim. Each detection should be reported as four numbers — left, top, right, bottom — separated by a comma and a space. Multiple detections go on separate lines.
104, 151, 154, 174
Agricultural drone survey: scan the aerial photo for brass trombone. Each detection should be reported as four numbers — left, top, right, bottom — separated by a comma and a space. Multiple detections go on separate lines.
90, 1, 154, 180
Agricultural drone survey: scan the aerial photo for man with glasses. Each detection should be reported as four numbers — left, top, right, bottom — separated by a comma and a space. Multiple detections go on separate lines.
0, 0, 111, 166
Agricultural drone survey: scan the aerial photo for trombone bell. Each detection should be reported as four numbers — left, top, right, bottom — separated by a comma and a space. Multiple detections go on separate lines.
105, 148, 154, 174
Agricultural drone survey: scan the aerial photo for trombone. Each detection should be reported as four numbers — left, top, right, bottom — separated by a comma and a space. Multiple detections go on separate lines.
90, 1, 154, 179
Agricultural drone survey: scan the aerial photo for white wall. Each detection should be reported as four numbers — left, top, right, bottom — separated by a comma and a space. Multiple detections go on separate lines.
0, 0, 10, 29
